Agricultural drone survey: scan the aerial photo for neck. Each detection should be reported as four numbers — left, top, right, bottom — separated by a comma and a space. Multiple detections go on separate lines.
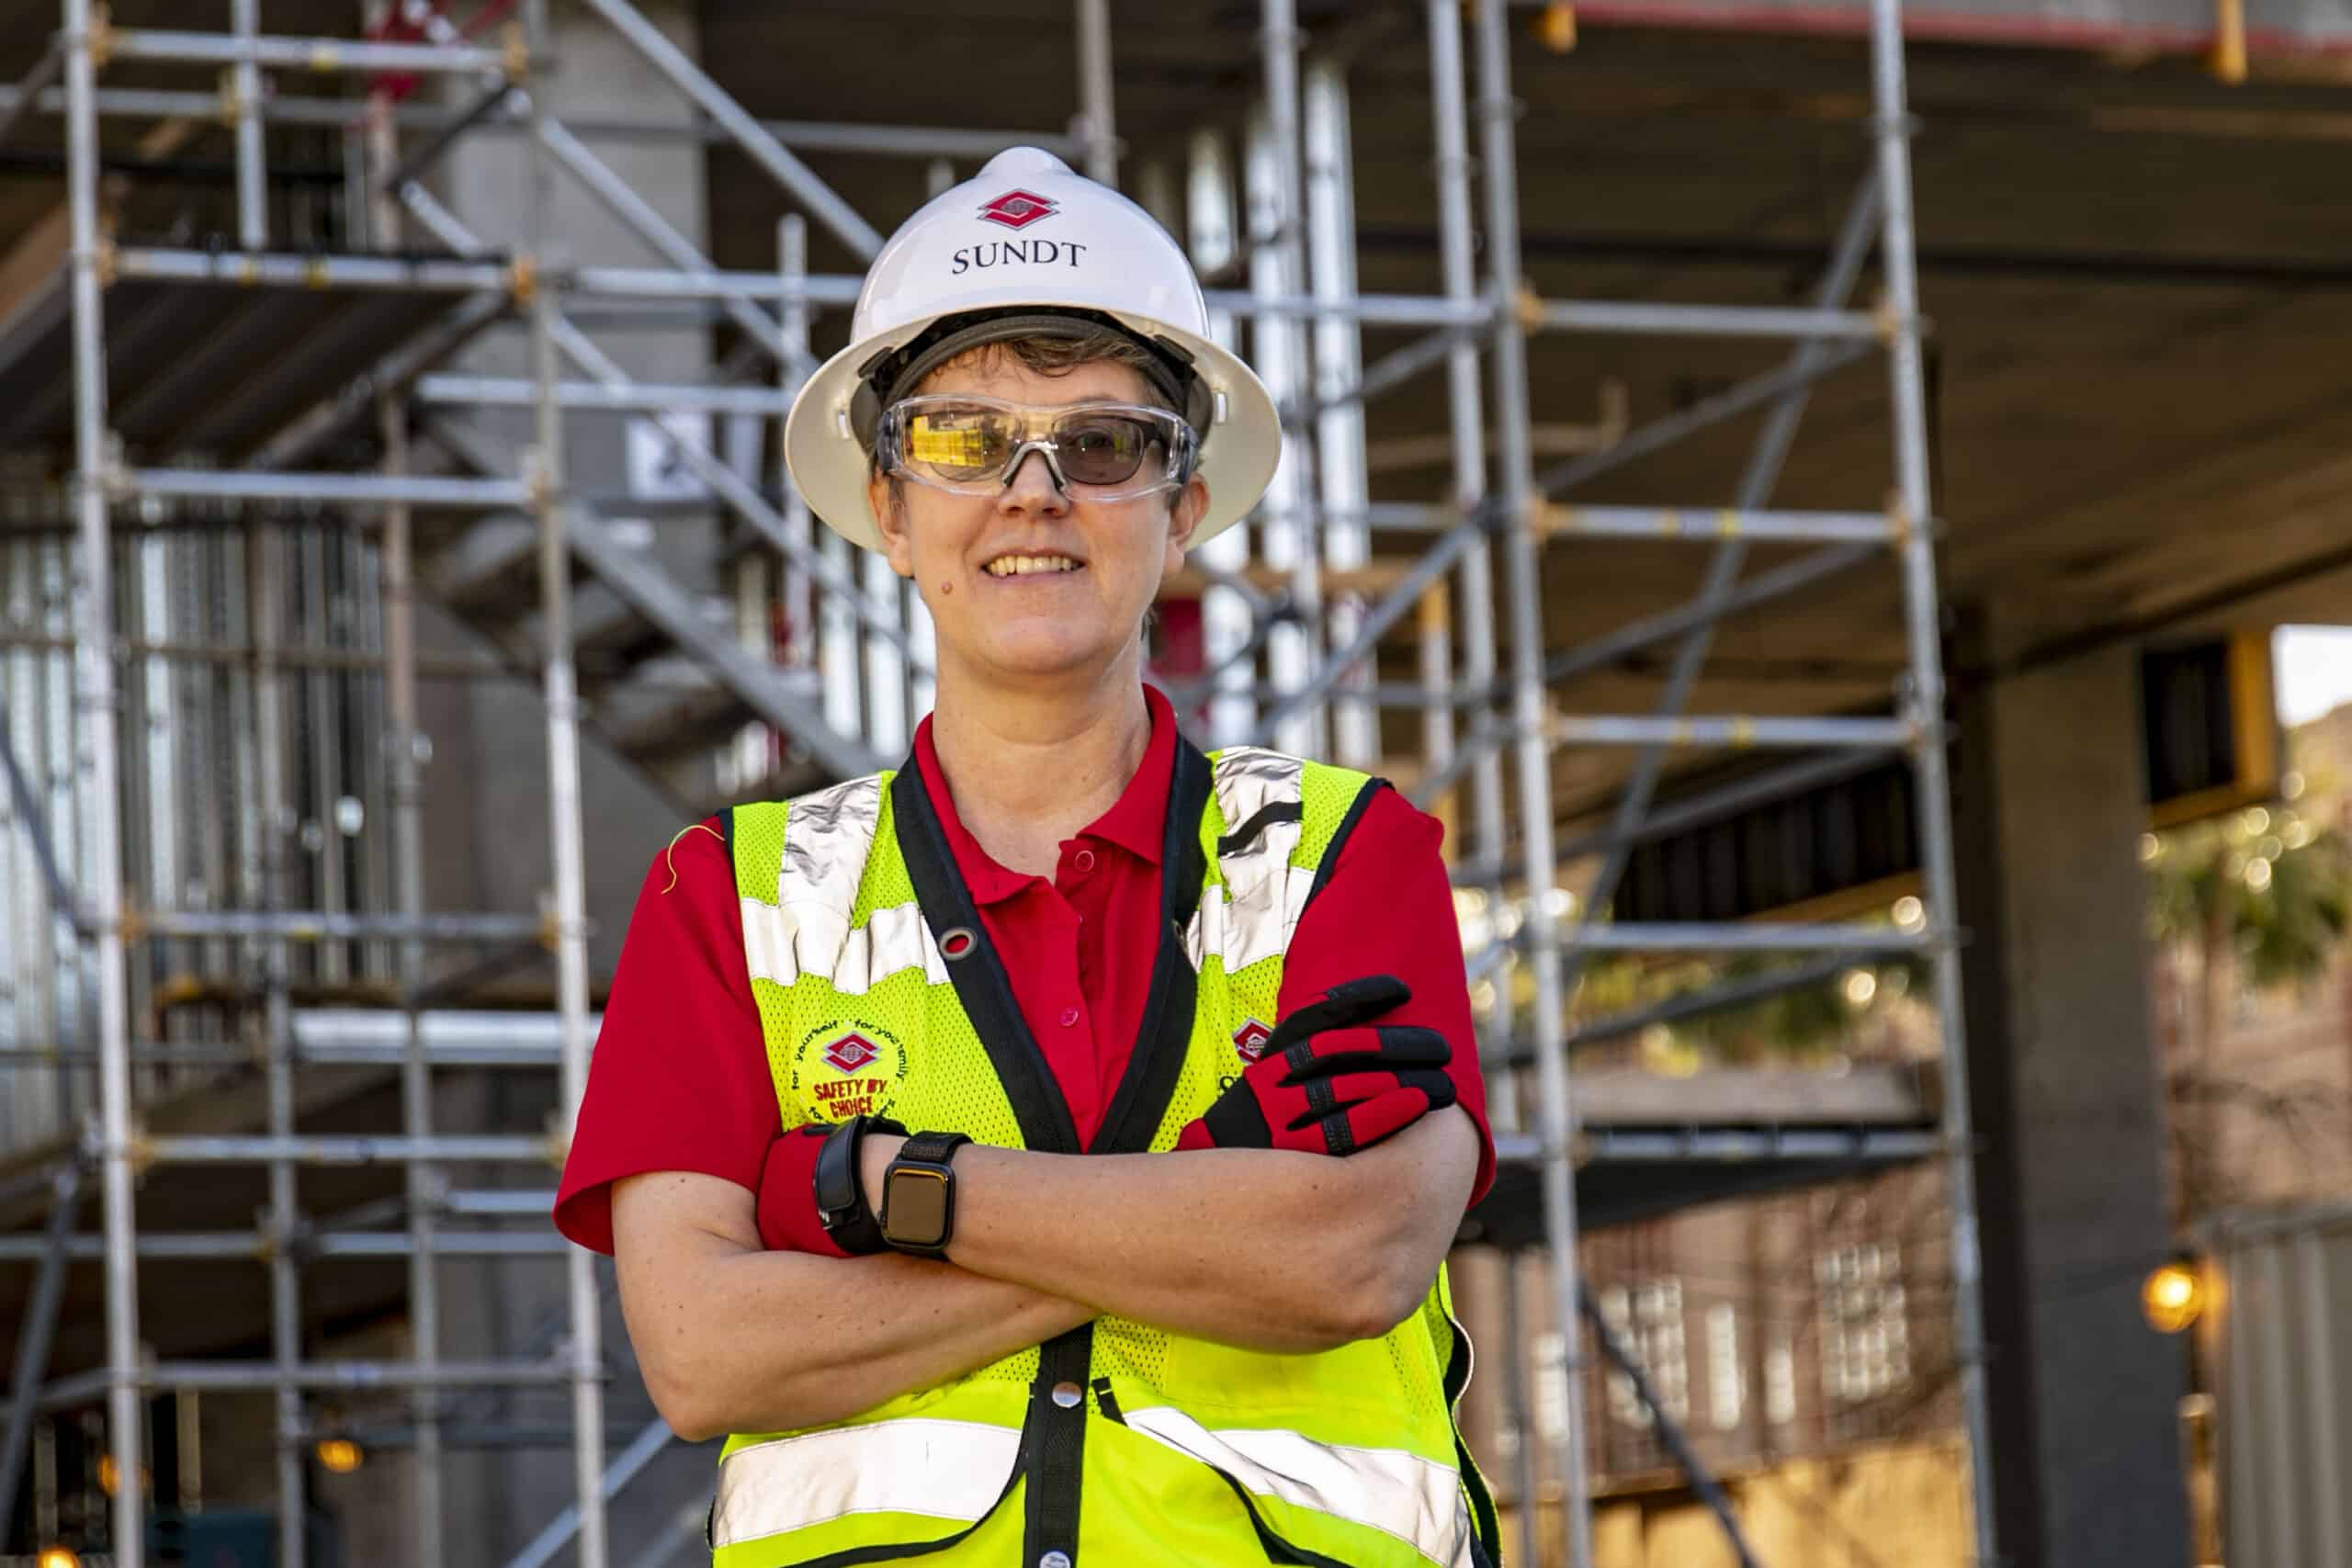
925, 649, 1153, 877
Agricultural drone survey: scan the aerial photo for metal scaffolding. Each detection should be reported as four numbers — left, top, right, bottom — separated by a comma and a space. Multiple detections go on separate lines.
0, 0, 1996, 1563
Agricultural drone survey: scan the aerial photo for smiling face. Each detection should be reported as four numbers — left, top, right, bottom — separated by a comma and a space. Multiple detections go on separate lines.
866, 345, 1208, 690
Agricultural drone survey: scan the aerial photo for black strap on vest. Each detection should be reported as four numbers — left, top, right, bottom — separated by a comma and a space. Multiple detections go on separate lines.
888, 730, 1213, 1568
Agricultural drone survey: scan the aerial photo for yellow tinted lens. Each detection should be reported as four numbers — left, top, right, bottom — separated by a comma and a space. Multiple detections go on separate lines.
906, 413, 1001, 475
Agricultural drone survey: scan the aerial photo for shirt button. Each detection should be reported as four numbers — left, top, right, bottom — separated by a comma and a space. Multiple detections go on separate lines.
1058, 1006, 1080, 1028
1050, 1382, 1082, 1408
1072, 848, 1096, 874
1041, 1553, 1073, 1568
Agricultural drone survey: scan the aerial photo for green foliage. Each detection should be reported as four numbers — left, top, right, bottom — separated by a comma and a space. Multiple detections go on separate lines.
2146, 807, 2352, 993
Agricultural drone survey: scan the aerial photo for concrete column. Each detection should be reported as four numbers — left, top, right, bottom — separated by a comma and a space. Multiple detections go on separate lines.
1952, 626, 2190, 1568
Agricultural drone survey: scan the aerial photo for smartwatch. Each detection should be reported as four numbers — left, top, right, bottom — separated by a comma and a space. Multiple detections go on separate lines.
880, 1131, 972, 1258
813, 1114, 907, 1256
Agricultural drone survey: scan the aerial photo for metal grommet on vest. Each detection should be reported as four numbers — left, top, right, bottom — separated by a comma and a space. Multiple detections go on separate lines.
938, 925, 978, 960
1039, 1553, 1072, 1568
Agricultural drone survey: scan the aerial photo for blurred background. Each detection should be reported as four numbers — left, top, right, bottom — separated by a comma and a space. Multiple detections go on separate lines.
2, 0, 2350, 1564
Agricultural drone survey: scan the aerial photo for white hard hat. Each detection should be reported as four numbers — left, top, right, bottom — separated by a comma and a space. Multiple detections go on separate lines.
784, 147, 1281, 553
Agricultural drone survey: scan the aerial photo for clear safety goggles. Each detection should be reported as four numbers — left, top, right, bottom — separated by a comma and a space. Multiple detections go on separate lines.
876, 394, 1198, 501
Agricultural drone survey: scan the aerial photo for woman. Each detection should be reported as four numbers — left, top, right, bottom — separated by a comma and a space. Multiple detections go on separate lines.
557, 148, 1501, 1568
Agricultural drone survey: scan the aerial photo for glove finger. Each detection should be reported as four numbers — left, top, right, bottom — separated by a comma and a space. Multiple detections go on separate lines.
1324, 1086, 1438, 1156
1173, 1119, 1216, 1152
1264, 975, 1412, 1051
1285, 1067, 1458, 1128
1280, 1024, 1451, 1083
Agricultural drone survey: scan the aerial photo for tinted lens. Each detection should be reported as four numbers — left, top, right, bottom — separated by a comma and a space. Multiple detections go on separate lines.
1054, 413, 1153, 486
903, 409, 1013, 480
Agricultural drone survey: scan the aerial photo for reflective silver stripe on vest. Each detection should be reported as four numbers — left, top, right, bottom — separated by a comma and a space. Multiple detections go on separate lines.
1188, 747, 1316, 975
711, 1418, 1020, 1549
1123, 1406, 1473, 1567
741, 774, 950, 996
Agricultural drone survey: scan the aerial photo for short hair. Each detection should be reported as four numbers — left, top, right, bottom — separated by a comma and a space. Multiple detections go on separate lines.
912, 327, 1177, 412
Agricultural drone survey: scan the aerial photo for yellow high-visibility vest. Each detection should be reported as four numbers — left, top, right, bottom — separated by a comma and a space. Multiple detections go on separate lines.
714, 739, 1500, 1567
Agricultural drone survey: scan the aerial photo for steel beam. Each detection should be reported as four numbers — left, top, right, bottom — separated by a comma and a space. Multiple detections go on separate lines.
0, 1161, 83, 1549
575, 0, 883, 260
0, 34, 63, 148
1558, 922, 1930, 954
146, 1134, 555, 1164
414, 374, 793, 416
1551, 714, 1915, 749
1869, 0, 1999, 1557
127, 468, 527, 507
62, 2, 145, 1558
1555, 955, 1859, 1054
0, 1230, 572, 1260
107, 28, 509, 73
109, 245, 512, 294
527, 114, 790, 367
1472, 3, 1594, 1562
503, 1419, 675, 1568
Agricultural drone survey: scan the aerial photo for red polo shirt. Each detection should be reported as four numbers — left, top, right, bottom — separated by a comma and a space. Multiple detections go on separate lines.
555, 687, 1492, 1256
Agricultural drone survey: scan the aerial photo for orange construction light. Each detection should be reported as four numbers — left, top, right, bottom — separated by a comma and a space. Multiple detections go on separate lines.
39, 1546, 81, 1568
2143, 1261, 2205, 1334
315, 1437, 365, 1474
1536, 2, 1577, 51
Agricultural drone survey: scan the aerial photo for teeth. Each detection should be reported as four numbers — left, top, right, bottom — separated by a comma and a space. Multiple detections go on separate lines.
984, 554, 1081, 577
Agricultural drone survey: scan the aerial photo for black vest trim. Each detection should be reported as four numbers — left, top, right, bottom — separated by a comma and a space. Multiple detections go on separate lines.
888, 733, 1212, 1568
1024, 1325, 1094, 1567
1302, 775, 1390, 914
889, 765, 1080, 1156
1443, 1310, 1504, 1568
1089, 736, 1214, 1156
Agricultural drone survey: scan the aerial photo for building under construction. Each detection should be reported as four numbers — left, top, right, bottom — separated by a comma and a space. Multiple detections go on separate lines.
4, 0, 2350, 1564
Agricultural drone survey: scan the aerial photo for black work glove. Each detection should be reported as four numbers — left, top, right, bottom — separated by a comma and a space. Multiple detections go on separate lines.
1175, 976, 1455, 1156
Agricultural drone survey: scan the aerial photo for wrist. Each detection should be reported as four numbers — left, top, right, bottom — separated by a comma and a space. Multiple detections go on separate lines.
756, 1125, 851, 1258
859, 1132, 909, 1218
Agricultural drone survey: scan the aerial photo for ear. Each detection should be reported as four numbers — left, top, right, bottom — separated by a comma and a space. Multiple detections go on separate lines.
866, 473, 917, 579
1163, 474, 1209, 573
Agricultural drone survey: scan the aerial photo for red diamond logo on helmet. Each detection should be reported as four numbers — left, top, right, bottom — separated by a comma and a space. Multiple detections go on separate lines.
978, 189, 1057, 230
823, 1032, 880, 1074
1232, 1020, 1273, 1063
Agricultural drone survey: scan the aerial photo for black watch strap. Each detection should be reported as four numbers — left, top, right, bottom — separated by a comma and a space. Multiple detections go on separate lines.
813, 1114, 906, 1256
880, 1131, 972, 1257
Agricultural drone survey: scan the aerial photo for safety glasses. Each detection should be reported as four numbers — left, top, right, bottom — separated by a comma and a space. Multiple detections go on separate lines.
876, 394, 1198, 501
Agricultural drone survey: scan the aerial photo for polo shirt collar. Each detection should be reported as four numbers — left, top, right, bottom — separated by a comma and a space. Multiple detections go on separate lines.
910, 684, 1179, 906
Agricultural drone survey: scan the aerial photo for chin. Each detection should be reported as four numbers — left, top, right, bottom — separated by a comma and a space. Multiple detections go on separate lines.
979, 627, 1118, 680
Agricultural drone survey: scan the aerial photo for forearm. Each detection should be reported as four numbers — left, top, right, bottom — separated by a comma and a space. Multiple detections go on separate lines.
614, 1176, 1091, 1438
933, 1111, 1477, 1352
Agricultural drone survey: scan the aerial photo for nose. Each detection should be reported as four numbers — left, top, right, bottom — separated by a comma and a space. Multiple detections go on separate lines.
997, 446, 1070, 516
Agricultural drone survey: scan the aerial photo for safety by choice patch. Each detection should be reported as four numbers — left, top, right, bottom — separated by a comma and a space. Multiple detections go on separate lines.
791, 1020, 910, 1122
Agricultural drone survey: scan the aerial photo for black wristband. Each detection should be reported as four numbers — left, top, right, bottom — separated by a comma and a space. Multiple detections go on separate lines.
813, 1114, 907, 1256
880, 1131, 972, 1258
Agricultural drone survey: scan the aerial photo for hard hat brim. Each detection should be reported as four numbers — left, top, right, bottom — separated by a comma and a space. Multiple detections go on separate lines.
784, 306, 1280, 556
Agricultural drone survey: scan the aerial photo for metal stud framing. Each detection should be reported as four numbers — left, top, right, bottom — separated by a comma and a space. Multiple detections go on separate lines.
0, 0, 1996, 1563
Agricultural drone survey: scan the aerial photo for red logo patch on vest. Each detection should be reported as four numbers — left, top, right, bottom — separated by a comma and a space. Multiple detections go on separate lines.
823, 1032, 881, 1075
978, 189, 1057, 230
1232, 1019, 1273, 1063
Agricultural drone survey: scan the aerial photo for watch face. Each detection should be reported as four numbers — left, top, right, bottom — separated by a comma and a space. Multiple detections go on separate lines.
887, 1168, 952, 1247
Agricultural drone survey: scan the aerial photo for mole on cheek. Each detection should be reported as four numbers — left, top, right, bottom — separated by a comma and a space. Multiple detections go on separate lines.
939, 581, 953, 595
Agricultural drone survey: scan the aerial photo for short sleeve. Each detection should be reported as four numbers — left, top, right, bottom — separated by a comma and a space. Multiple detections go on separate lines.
554, 820, 784, 1255
1278, 786, 1495, 1204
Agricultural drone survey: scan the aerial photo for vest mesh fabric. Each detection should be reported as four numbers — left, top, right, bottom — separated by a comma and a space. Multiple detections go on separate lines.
714, 750, 1489, 1567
